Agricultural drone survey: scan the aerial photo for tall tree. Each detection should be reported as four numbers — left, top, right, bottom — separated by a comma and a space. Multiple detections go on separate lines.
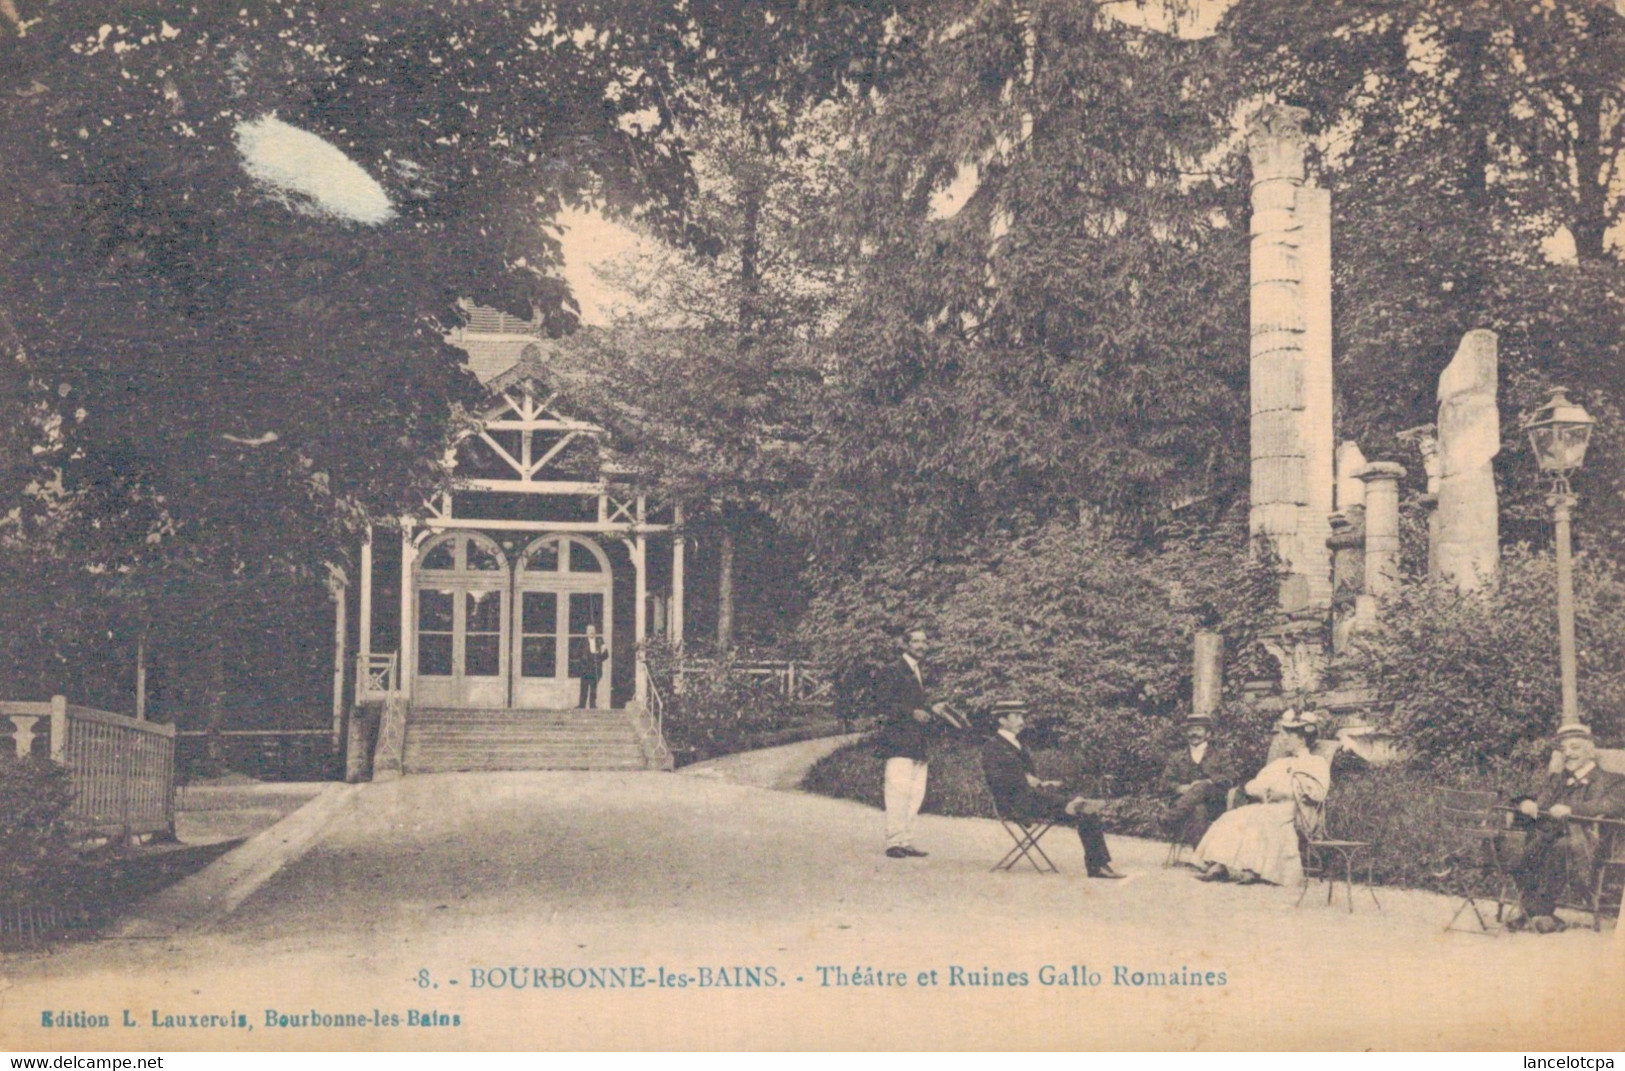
567, 100, 855, 649
789, 0, 1248, 576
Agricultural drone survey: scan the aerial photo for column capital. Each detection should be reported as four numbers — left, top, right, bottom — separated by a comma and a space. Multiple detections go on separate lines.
1354, 461, 1407, 484
1247, 103, 1310, 183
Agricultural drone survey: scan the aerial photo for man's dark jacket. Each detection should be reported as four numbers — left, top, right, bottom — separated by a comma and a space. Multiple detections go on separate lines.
1534, 764, 1625, 818
981, 733, 1065, 821
1158, 743, 1237, 796
874, 657, 932, 760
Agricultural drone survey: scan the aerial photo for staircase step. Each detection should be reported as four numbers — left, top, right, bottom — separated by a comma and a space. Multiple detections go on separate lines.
400, 706, 659, 773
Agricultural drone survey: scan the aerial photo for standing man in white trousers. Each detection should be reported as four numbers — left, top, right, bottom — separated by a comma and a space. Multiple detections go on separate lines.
875, 628, 964, 858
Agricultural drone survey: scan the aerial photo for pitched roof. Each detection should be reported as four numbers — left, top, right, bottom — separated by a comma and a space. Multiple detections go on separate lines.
446, 301, 563, 384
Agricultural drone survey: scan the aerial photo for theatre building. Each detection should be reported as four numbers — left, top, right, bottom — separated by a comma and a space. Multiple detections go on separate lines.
343, 308, 682, 773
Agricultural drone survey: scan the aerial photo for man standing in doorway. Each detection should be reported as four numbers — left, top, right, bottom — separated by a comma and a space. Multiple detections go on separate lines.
875, 628, 965, 859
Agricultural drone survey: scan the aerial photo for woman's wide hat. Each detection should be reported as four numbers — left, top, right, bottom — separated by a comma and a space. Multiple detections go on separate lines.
1277, 709, 1322, 732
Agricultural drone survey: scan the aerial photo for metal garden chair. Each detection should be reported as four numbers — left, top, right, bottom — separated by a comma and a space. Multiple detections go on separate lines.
1431, 787, 1512, 935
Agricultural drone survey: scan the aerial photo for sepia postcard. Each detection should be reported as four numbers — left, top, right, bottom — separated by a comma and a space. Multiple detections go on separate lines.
2, 0, 1624, 1054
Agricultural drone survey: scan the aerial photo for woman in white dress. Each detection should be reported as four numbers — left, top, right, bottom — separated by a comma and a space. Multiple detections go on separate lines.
1193, 711, 1330, 886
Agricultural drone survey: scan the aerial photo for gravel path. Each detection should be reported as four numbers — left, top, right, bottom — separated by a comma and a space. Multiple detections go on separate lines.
677, 733, 864, 790
3, 770, 1619, 1050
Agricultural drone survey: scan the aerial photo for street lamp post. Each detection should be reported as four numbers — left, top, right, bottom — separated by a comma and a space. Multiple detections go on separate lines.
1523, 387, 1597, 729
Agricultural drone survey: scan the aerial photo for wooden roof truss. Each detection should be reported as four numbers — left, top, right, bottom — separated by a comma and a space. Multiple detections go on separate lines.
425, 371, 673, 533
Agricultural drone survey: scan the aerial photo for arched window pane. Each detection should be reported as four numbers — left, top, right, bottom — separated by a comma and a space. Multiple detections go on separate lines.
567, 539, 603, 572
526, 540, 559, 572
466, 539, 503, 571
421, 541, 455, 570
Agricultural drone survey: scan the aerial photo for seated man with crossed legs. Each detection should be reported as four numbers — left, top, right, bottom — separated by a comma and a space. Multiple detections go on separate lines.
980, 699, 1124, 879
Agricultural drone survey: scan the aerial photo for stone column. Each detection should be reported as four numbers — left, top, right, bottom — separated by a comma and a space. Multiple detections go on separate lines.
1300, 186, 1335, 601
1355, 462, 1406, 599
1436, 330, 1500, 592
1247, 103, 1333, 608
1193, 631, 1222, 718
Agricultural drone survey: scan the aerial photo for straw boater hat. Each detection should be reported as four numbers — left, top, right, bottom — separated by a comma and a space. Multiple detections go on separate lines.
991, 698, 1029, 717
1276, 709, 1321, 733
1185, 712, 1214, 727
1554, 722, 1593, 742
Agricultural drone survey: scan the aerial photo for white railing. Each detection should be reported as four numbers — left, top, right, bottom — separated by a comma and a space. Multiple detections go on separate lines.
355, 651, 400, 704
646, 672, 665, 737
677, 659, 834, 706
1, 696, 176, 841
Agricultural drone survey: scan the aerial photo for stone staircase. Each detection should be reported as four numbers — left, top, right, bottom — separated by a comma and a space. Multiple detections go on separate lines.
402, 708, 662, 774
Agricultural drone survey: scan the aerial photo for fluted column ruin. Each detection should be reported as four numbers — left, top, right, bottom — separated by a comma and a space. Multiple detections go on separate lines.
1248, 104, 1334, 608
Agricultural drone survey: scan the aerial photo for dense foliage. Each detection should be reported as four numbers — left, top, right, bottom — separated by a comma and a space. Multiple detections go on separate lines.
640, 640, 827, 764
800, 509, 1280, 778
1349, 547, 1625, 767
0, 756, 76, 910
784, 1, 1249, 574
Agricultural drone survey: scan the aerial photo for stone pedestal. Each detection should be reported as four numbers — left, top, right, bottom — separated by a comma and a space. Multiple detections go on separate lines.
345, 706, 374, 783
372, 696, 408, 782
1398, 425, 1441, 578
1355, 461, 1406, 599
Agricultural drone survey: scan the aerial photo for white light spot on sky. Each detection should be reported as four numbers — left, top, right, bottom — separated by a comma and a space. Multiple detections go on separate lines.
558, 206, 658, 325
1541, 227, 1577, 266
236, 115, 395, 225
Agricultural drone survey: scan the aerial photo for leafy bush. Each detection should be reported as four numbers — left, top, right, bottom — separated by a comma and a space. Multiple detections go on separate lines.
1348, 546, 1625, 766
642, 640, 821, 763
799, 510, 1280, 789
1323, 760, 1542, 893
0, 755, 77, 910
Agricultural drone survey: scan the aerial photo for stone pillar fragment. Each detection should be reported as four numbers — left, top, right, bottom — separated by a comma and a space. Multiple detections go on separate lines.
1435, 330, 1500, 591
1247, 103, 1333, 608
1327, 507, 1366, 598
1355, 462, 1406, 600
1193, 631, 1222, 718
1335, 440, 1367, 512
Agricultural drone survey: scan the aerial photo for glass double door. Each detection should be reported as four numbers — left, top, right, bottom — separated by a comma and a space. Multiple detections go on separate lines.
513, 586, 607, 709
415, 581, 509, 708
414, 534, 612, 710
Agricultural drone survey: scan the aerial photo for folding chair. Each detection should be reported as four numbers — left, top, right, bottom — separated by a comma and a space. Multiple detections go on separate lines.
979, 756, 1059, 873
1431, 788, 1511, 935
991, 807, 1059, 873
